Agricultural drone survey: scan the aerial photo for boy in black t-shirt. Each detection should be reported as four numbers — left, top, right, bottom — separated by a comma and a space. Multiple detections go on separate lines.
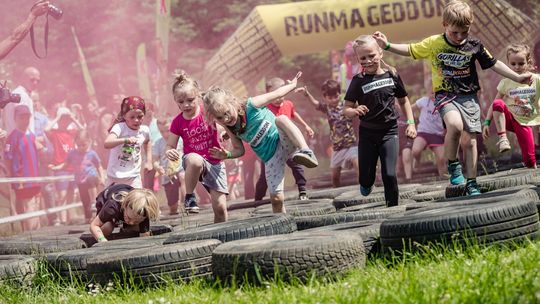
343, 35, 416, 207
372, 0, 533, 195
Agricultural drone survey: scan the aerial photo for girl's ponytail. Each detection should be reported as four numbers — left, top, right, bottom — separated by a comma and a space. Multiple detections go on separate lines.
172, 69, 200, 95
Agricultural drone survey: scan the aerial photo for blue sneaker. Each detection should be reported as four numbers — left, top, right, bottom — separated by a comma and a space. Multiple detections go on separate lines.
360, 185, 373, 196
184, 196, 200, 214
466, 180, 481, 196
448, 162, 466, 185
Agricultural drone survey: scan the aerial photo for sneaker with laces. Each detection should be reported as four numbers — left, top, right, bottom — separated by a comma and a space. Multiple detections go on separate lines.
448, 162, 465, 185
497, 137, 511, 153
292, 149, 318, 168
465, 180, 481, 196
184, 196, 200, 214
298, 191, 308, 200
360, 185, 373, 196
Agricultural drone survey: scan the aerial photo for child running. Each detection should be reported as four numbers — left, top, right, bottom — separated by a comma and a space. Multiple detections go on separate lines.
203, 71, 318, 214
166, 72, 244, 222
373, 0, 532, 195
104, 96, 152, 188
483, 44, 540, 168
254, 77, 314, 201
343, 35, 416, 207
296, 79, 358, 187
90, 184, 159, 242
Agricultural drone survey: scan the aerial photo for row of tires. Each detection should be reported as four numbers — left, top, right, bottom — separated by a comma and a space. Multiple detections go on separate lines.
1, 168, 539, 286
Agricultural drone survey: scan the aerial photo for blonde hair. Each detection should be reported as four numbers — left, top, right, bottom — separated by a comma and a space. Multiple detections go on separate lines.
202, 87, 246, 124
172, 70, 201, 97
352, 35, 397, 76
119, 189, 160, 221
265, 77, 285, 92
443, 0, 474, 27
506, 43, 535, 72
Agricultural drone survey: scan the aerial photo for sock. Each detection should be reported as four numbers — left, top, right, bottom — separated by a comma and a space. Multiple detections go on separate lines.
448, 159, 459, 166
497, 131, 506, 137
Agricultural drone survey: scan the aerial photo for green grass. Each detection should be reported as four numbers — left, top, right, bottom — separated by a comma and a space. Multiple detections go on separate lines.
2, 239, 540, 303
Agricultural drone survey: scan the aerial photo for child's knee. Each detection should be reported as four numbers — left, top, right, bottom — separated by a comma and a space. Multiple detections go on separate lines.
184, 153, 204, 168
492, 99, 506, 112
274, 115, 290, 128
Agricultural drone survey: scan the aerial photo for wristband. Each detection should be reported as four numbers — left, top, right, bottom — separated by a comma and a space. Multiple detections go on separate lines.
483, 119, 491, 126
97, 236, 107, 242
384, 42, 391, 50
226, 151, 233, 159
406, 119, 415, 125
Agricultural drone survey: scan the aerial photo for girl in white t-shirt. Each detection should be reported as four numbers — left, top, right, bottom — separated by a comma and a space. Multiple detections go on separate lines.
483, 44, 540, 168
104, 96, 152, 187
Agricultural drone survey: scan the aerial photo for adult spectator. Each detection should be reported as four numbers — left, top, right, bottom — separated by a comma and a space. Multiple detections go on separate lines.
2, 67, 41, 134
0, 1, 49, 60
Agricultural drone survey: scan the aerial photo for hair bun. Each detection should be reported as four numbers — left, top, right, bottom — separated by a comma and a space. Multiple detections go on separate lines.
173, 69, 188, 82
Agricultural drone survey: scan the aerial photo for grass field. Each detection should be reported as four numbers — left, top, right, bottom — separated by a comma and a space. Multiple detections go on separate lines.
2, 238, 540, 304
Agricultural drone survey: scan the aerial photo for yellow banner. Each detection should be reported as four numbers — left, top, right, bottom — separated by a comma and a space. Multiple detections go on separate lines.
71, 26, 96, 99
256, 0, 445, 55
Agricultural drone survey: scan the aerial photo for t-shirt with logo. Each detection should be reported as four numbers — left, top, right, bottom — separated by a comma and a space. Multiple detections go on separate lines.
65, 149, 101, 184
415, 96, 445, 135
267, 100, 296, 119
409, 34, 497, 94
344, 71, 408, 129
316, 100, 356, 151
169, 105, 222, 164
233, 98, 279, 163
107, 122, 150, 179
4, 129, 39, 190
496, 74, 540, 126
48, 129, 77, 167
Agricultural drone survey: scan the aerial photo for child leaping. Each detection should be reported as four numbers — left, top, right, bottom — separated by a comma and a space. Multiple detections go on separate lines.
373, 0, 533, 195
343, 35, 416, 207
165, 72, 244, 222
296, 79, 358, 187
203, 72, 318, 213
104, 96, 152, 188
483, 44, 540, 168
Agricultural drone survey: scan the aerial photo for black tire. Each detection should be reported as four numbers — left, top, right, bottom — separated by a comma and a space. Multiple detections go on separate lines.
228, 199, 271, 211
0, 255, 37, 286
295, 206, 406, 230
163, 215, 297, 244
212, 233, 365, 283
333, 185, 419, 209
298, 221, 382, 256
307, 185, 359, 199
46, 238, 164, 280
436, 188, 539, 205
87, 239, 221, 285
79, 224, 173, 248
0, 236, 86, 255
416, 181, 448, 194
251, 199, 336, 217
380, 199, 539, 251
412, 190, 446, 202
338, 199, 416, 212
445, 171, 536, 198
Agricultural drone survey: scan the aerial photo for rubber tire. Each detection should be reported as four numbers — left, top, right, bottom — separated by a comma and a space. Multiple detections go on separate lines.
0, 236, 86, 255
295, 206, 406, 230
307, 185, 359, 199
445, 171, 536, 198
412, 190, 446, 202
212, 233, 365, 283
163, 215, 297, 244
79, 224, 173, 248
0, 255, 36, 286
333, 185, 419, 209
251, 199, 336, 217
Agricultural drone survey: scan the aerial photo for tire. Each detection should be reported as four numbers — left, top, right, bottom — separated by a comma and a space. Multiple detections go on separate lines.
412, 190, 446, 202
338, 199, 416, 212
228, 199, 271, 211
251, 199, 336, 217
0, 255, 37, 286
333, 185, 419, 209
436, 188, 539, 205
298, 221, 382, 256
0, 236, 86, 255
307, 185, 359, 199
79, 224, 173, 248
445, 171, 536, 198
212, 233, 365, 283
380, 199, 539, 251
163, 215, 297, 244
295, 206, 406, 230
87, 239, 221, 285
416, 181, 448, 194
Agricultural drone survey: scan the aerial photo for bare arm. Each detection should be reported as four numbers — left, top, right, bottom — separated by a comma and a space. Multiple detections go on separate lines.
491, 60, 532, 84
209, 128, 245, 160
103, 132, 125, 149
44, 116, 61, 133
0, 1, 49, 60
251, 72, 302, 108
343, 100, 369, 118
397, 97, 417, 138
296, 86, 320, 108
89, 216, 107, 242
292, 111, 314, 138
143, 139, 153, 171
165, 133, 182, 161
372, 31, 411, 57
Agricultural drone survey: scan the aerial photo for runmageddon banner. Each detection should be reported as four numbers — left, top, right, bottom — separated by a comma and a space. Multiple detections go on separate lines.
256, 0, 444, 55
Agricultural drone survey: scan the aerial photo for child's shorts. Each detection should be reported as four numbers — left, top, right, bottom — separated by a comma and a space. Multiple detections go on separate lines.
435, 93, 481, 134
182, 153, 228, 194
265, 127, 297, 195
330, 146, 357, 169
416, 132, 445, 147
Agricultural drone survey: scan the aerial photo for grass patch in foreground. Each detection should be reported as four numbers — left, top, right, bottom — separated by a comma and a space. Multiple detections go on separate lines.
2, 239, 540, 303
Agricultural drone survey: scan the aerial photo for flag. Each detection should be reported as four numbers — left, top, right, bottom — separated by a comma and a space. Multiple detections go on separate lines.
136, 43, 152, 100
71, 26, 96, 100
